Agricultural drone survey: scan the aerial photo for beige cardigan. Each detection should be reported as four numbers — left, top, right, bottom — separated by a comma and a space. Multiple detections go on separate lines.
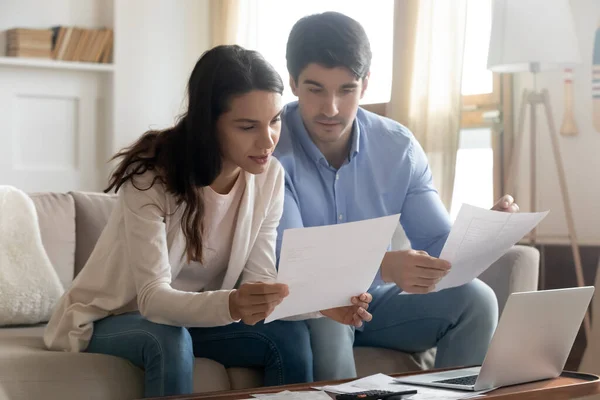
44, 159, 286, 352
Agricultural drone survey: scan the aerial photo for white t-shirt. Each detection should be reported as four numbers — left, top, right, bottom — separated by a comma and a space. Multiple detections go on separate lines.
172, 174, 245, 292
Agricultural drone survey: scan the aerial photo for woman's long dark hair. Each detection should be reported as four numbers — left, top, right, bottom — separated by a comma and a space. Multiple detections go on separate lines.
105, 45, 284, 263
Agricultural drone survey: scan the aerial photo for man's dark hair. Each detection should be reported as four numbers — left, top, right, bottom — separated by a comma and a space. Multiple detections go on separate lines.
286, 11, 372, 83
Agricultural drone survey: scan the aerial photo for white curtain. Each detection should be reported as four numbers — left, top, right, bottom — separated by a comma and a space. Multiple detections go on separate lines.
209, 0, 241, 47
388, 0, 467, 211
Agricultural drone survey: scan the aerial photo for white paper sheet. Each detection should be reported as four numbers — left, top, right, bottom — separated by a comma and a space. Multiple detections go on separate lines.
316, 373, 488, 399
252, 390, 331, 400
265, 214, 400, 323
430, 204, 548, 293
316, 373, 415, 393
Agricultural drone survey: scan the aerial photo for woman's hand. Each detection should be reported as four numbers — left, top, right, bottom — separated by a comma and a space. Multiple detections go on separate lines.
229, 282, 289, 325
320, 293, 373, 327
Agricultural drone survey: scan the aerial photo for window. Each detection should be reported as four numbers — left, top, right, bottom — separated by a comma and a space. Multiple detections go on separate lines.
461, 0, 494, 97
450, 0, 508, 220
449, 128, 494, 220
236, 0, 394, 105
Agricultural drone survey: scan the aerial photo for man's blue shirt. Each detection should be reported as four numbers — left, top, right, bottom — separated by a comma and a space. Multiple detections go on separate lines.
273, 102, 452, 287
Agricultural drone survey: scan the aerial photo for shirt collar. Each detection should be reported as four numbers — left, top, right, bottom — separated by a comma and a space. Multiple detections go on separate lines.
349, 117, 361, 161
290, 103, 361, 166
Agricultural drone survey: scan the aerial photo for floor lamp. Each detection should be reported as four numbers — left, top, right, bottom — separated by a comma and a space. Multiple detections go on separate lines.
487, 0, 590, 341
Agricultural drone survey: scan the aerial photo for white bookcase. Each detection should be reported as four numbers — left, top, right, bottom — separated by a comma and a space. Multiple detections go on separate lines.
0, 0, 210, 193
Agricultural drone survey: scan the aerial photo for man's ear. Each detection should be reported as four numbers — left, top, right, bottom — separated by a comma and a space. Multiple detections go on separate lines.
360, 72, 370, 99
289, 75, 299, 96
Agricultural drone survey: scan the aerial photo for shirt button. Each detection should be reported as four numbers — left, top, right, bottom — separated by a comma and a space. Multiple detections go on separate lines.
336, 174, 340, 180
338, 214, 343, 221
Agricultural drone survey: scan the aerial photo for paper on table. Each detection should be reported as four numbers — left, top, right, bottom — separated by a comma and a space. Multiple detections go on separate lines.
424, 204, 548, 293
252, 391, 293, 398
316, 373, 413, 393
252, 390, 331, 400
317, 373, 488, 399
265, 214, 400, 323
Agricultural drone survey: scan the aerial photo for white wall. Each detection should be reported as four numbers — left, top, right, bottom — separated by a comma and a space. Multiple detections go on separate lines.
0, 0, 211, 192
112, 0, 211, 154
0, 0, 112, 41
512, 0, 600, 245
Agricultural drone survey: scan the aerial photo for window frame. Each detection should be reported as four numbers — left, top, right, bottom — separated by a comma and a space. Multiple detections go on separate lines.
362, 73, 513, 203
460, 74, 513, 201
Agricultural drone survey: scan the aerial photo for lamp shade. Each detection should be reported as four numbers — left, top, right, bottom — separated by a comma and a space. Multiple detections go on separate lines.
487, 0, 581, 72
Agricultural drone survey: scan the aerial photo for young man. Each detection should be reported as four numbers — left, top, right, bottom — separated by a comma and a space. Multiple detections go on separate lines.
273, 12, 520, 380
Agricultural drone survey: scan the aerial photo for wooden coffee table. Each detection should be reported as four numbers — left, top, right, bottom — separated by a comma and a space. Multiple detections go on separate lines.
149, 370, 600, 400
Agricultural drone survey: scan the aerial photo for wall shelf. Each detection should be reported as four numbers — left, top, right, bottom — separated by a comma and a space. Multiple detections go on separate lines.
0, 0, 210, 193
0, 56, 114, 72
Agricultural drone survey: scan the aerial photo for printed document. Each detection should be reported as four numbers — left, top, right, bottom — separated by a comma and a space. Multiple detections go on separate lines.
428, 204, 548, 293
265, 214, 400, 322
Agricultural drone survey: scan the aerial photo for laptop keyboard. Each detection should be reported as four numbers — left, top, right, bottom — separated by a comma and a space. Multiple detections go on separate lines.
433, 374, 478, 386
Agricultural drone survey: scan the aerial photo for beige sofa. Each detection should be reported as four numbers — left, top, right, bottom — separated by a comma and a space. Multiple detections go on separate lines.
0, 191, 541, 400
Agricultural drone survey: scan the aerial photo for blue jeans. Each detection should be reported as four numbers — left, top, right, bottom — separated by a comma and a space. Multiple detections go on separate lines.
86, 313, 313, 398
306, 279, 498, 380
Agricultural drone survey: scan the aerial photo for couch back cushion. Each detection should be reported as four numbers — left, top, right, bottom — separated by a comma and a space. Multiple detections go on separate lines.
70, 192, 118, 277
29, 193, 76, 289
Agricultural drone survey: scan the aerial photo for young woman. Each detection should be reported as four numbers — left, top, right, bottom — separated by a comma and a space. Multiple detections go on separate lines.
43, 45, 372, 398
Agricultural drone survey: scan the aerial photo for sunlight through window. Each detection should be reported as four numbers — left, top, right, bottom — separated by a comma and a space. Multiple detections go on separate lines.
237, 0, 394, 105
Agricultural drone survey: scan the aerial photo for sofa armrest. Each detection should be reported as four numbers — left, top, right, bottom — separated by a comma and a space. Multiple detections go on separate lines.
478, 245, 540, 316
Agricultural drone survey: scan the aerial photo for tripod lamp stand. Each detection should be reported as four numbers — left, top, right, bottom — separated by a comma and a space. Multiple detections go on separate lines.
487, 0, 589, 340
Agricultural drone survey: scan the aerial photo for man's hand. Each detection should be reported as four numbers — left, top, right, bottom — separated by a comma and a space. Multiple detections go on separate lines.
381, 250, 450, 294
320, 293, 373, 327
229, 282, 289, 325
492, 194, 520, 213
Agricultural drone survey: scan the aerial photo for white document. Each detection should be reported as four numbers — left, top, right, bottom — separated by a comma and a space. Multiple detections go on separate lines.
317, 373, 413, 393
317, 373, 487, 399
252, 391, 331, 400
429, 204, 548, 293
265, 214, 400, 323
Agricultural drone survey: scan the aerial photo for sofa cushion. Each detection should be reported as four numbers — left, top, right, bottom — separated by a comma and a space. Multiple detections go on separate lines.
0, 325, 143, 400
0, 326, 235, 400
28, 193, 75, 289
354, 346, 434, 377
69, 192, 117, 277
193, 358, 232, 393
227, 367, 263, 390
224, 348, 431, 388
0, 324, 436, 400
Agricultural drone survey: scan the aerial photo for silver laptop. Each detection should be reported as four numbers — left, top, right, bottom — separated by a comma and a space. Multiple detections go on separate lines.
395, 286, 594, 392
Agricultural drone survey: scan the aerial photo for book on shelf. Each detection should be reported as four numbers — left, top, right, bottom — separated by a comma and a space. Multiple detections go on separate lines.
52, 26, 113, 63
6, 28, 53, 59
3, 26, 113, 64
